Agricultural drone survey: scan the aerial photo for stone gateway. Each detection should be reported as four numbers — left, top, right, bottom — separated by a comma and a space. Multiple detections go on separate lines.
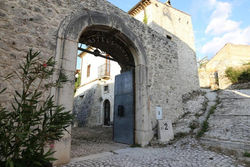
0, 0, 199, 165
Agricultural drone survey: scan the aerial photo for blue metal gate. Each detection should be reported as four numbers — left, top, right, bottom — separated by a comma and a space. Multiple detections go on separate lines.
113, 71, 134, 144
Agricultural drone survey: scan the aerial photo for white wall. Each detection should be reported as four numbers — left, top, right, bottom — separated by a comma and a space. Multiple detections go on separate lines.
80, 51, 121, 86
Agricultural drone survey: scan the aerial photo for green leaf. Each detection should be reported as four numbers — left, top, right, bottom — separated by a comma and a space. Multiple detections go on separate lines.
4, 73, 13, 80
0, 88, 6, 94
33, 161, 42, 167
6, 159, 14, 167
15, 90, 21, 98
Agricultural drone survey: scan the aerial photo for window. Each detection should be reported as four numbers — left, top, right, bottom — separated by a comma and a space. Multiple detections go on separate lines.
104, 85, 109, 92
87, 64, 91, 77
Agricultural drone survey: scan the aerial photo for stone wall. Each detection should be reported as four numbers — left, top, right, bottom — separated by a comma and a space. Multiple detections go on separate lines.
0, 0, 198, 164
73, 82, 115, 127
131, 0, 200, 95
73, 85, 101, 127
144, 28, 183, 126
198, 67, 210, 88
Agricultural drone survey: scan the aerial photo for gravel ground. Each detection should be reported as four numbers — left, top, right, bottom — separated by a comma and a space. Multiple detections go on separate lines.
71, 126, 128, 158
65, 137, 246, 167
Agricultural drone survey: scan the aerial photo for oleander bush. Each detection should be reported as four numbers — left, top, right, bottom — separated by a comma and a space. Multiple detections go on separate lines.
0, 50, 73, 167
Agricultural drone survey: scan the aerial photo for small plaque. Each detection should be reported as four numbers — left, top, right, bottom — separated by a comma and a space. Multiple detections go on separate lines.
158, 119, 174, 142
156, 107, 162, 120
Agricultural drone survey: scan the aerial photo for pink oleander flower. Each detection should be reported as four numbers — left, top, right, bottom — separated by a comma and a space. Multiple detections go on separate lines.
49, 142, 55, 149
43, 63, 47, 68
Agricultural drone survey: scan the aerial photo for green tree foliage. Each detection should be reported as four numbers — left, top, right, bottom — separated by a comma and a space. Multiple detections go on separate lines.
225, 64, 250, 84
74, 73, 81, 93
225, 67, 241, 83
0, 50, 73, 167
238, 68, 250, 82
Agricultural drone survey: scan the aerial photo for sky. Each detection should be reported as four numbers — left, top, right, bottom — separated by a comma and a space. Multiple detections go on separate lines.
106, 0, 250, 61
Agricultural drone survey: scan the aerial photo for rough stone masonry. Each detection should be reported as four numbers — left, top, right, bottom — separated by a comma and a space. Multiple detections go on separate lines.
0, 0, 199, 165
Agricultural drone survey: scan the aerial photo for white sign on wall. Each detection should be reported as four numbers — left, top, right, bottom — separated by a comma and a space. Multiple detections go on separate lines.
156, 106, 162, 120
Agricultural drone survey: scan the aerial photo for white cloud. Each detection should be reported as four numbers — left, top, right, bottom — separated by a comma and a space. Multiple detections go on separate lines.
205, 18, 240, 35
205, 1, 240, 35
201, 0, 250, 57
208, 0, 216, 6
202, 26, 250, 55
211, 1, 230, 18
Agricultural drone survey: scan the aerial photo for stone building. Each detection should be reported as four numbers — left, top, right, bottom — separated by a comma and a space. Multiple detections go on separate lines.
129, 0, 198, 95
74, 47, 121, 127
74, 0, 199, 128
199, 43, 250, 89
0, 0, 199, 165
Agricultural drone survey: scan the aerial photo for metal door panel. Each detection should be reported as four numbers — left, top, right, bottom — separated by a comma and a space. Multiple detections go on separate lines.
114, 71, 133, 95
113, 71, 134, 144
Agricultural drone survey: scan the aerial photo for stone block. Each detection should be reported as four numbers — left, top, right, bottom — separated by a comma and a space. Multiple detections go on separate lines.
158, 119, 174, 143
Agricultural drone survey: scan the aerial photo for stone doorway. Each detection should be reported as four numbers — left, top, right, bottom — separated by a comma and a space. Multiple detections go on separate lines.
71, 24, 138, 158
72, 24, 137, 144
53, 10, 151, 164
103, 99, 111, 126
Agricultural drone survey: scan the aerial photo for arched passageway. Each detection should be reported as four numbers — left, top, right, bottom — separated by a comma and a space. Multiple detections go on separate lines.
77, 24, 137, 145
53, 10, 151, 164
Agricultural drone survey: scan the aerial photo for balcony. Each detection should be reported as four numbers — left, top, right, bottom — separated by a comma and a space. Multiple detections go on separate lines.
98, 63, 110, 80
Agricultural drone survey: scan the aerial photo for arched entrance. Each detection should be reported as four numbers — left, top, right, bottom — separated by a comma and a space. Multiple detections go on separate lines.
53, 10, 152, 164
78, 25, 136, 144
103, 99, 110, 126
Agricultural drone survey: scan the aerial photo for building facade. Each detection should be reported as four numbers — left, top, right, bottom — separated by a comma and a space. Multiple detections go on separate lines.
199, 43, 250, 89
74, 48, 121, 127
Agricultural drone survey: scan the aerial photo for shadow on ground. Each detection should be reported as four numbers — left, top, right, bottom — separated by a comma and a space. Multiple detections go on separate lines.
71, 126, 128, 158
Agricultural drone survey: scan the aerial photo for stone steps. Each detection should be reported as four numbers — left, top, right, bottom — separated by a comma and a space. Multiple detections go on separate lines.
201, 89, 250, 158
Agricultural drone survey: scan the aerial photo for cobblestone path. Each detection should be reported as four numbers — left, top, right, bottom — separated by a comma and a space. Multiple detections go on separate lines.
63, 138, 245, 167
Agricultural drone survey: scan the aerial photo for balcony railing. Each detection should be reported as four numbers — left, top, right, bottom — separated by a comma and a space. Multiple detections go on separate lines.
98, 63, 110, 80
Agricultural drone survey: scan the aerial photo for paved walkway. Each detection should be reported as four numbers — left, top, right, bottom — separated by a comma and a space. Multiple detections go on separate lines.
63, 137, 245, 167
201, 89, 250, 157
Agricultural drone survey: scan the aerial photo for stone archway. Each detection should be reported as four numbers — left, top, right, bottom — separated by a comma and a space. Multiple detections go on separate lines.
52, 9, 152, 165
